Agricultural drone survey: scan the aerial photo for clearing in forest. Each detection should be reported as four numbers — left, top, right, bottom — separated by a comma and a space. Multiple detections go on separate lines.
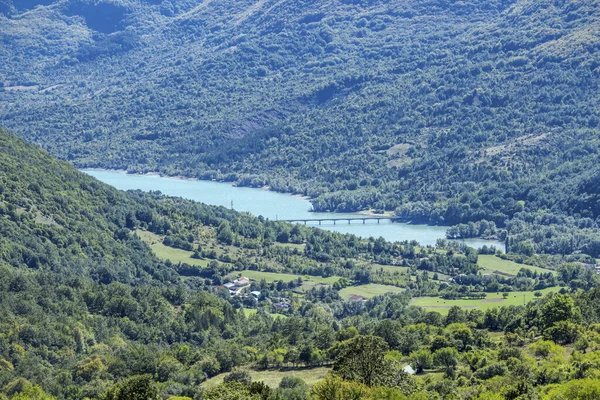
410, 287, 563, 315
477, 255, 554, 276
338, 284, 405, 300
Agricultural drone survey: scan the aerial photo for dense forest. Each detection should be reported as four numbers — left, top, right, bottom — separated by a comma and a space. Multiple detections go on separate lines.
1, 131, 600, 399
2, 0, 600, 259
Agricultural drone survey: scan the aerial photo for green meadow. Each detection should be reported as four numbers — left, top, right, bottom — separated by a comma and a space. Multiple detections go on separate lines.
338, 284, 406, 300
477, 255, 554, 276
410, 287, 563, 315
136, 230, 209, 267
202, 366, 331, 388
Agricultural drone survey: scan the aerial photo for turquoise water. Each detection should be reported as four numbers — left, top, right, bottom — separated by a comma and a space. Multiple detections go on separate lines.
83, 170, 504, 250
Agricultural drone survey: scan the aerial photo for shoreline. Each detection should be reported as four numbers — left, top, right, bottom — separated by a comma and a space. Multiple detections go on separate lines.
80, 168, 504, 249
81, 167, 316, 201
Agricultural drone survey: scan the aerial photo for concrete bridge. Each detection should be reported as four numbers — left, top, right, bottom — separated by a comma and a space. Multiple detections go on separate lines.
282, 217, 402, 225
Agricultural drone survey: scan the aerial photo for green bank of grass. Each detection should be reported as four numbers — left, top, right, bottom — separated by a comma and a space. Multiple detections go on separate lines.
243, 308, 257, 317
338, 284, 405, 300
478, 255, 554, 276
202, 366, 331, 388
136, 230, 209, 267
410, 287, 563, 315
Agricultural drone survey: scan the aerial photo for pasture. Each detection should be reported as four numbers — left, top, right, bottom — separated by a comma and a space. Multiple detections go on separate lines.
202, 366, 331, 388
338, 284, 406, 300
477, 255, 554, 276
136, 230, 209, 267
410, 287, 562, 315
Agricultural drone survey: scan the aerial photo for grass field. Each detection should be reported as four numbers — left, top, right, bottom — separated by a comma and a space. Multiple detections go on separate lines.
202, 366, 331, 388
478, 255, 553, 276
371, 264, 410, 275
338, 284, 405, 300
410, 287, 562, 315
136, 230, 209, 267
243, 308, 257, 317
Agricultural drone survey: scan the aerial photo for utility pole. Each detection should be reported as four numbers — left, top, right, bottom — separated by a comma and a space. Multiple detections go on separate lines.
231, 200, 234, 210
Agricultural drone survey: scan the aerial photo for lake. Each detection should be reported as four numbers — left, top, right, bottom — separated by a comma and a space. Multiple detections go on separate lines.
83, 170, 504, 250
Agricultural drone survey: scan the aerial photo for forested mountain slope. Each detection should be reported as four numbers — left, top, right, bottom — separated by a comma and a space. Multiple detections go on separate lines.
1, 0, 600, 224
0, 128, 170, 282
0, 128, 410, 398
4, 130, 600, 400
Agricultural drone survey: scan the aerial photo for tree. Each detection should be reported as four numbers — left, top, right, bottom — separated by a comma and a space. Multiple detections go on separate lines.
198, 356, 221, 377
368, 387, 407, 400
224, 370, 252, 386
280, 376, 308, 390
374, 319, 402, 349
310, 374, 371, 400
545, 321, 582, 345
544, 378, 600, 399
430, 335, 454, 352
446, 323, 473, 351
217, 221, 234, 245
528, 340, 564, 359
276, 376, 309, 400
102, 375, 160, 400
203, 381, 260, 400
540, 294, 581, 331
11, 383, 55, 400
333, 335, 390, 387
445, 306, 467, 324
433, 347, 459, 378
409, 349, 433, 374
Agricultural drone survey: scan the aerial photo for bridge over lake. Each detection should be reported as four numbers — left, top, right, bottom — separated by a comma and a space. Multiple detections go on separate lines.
282, 216, 402, 225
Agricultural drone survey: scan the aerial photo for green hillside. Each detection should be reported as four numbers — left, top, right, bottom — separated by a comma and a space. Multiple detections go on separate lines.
0, 128, 167, 282
2, 130, 600, 399
1, 0, 600, 250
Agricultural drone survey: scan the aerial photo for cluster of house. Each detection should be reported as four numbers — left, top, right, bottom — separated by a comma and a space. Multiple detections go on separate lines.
272, 297, 291, 309
221, 276, 265, 300
223, 276, 250, 296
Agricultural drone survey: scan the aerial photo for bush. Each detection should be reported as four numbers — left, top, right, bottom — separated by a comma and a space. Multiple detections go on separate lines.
473, 363, 507, 380
223, 370, 252, 386
279, 376, 308, 390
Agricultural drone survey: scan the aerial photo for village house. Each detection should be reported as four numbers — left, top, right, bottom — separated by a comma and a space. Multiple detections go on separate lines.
222, 276, 251, 296
234, 276, 250, 286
